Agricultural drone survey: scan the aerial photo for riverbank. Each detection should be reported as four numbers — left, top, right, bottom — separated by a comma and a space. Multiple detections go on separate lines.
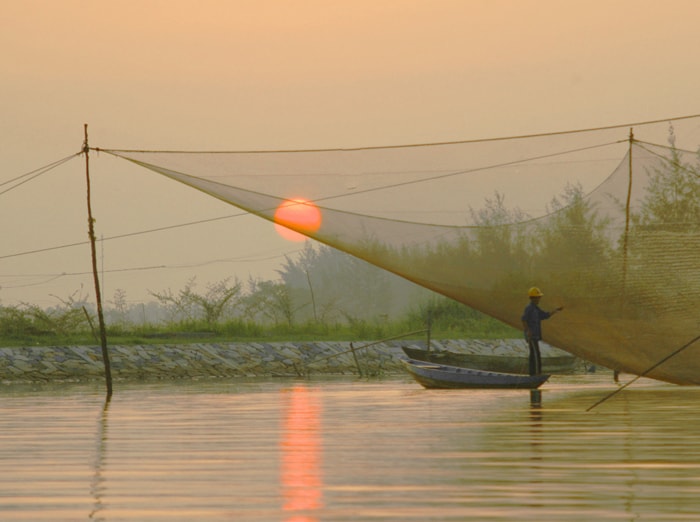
0, 339, 577, 383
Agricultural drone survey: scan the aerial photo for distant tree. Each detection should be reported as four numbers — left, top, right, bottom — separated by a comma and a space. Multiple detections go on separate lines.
0, 305, 36, 337
106, 288, 129, 326
469, 191, 529, 280
469, 190, 530, 228
277, 242, 402, 323
241, 277, 299, 326
4, 288, 93, 338
536, 182, 612, 273
42, 287, 94, 336
149, 277, 241, 327
634, 124, 700, 231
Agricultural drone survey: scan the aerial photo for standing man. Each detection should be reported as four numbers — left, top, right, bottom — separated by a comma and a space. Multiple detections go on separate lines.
521, 287, 563, 375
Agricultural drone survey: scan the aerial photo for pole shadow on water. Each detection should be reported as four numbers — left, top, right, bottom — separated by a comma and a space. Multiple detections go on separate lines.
89, 394, 111, 521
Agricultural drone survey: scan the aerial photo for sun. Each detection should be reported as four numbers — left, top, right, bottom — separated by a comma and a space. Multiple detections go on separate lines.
274, 198, 322, 242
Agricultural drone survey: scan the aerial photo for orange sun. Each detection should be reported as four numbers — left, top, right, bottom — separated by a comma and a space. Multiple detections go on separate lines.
274, 198, 322, 242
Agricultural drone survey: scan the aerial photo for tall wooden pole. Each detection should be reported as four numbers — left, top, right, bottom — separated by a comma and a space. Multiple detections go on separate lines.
620, 128, 634, 315
83, 124, 113, 397
620, 127, 634, 315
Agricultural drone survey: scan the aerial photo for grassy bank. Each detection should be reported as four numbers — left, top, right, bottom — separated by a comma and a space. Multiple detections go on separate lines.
0, 313, 520, 348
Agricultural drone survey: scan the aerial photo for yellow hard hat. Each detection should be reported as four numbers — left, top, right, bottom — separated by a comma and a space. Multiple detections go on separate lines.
528, 287, 544, 297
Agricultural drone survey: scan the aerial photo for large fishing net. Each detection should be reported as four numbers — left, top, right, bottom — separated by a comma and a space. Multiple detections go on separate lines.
99, 118, 700, 384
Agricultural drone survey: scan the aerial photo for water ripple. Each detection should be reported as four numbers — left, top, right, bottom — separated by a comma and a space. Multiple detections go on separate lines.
1, 375, 700, 520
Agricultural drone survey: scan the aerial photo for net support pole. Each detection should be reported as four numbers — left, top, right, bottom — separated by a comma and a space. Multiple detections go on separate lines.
348, 342, 363, 377
587, 333, 700, 412
426, 310, 432, 353
83, 124, 113, 398
620, 128, 634, 311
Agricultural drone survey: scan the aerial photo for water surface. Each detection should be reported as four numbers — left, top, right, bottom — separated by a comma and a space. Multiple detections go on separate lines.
1, 374, 699, 521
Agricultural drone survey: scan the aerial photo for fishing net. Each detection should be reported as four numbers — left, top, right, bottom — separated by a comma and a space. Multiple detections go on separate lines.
99, 118, 700, 384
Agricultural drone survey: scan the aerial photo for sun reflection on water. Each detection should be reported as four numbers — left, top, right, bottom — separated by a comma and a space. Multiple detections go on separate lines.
280, 384, 323, 522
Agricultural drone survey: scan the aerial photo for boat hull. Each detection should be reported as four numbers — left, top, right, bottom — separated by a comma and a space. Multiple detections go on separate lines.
401, 346, 577, 374
401, 358, 550, 389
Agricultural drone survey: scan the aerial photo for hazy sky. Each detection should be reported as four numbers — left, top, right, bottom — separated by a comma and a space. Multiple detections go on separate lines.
2, 0, 700, 307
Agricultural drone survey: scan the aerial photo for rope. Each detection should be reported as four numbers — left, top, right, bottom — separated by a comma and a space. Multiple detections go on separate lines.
91, 113, 700, 154
634, 139, 699, 156
311, 141, 625, 207
305, 329, 427, 366
586, 333, 700, 412
0, 240, 88, 260
634, 141, 700, 179
0, 213, 246, 261
0, 153, 79, 197
105, 140, 625, 217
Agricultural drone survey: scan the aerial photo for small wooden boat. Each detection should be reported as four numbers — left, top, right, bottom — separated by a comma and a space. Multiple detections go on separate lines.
401, 358, 550, 389
401, 346, 578, 374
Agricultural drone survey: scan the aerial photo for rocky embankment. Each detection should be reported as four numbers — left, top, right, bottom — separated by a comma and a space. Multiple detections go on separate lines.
0, 339, 576, 383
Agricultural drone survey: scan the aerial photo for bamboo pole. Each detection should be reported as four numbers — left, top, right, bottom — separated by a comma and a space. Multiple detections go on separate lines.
620, 128, 634, 312
349, 342, 363, 377
305, 329, 428, 366
83, 124, 113, 397
426, 310, 432, 353
587, 333, 700, 412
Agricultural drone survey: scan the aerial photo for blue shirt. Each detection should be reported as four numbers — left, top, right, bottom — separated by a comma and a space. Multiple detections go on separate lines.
521, 301, 551, 341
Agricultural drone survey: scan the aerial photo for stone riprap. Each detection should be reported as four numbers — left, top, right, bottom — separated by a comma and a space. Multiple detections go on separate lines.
0, 339, 573, 383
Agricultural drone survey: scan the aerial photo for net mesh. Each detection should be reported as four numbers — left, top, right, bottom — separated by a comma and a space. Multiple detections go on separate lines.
102, 119, 700, 384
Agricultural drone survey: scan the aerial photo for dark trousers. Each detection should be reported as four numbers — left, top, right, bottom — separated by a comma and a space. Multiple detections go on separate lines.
527, 338, 542, 376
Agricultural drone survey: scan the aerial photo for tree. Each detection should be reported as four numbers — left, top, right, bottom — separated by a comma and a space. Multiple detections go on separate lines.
241, 278, 299, 326
467, 191, 533, 288
537, 183, 612, 271
635, 125, 700, 231
149, 277, 242, 327
0, 288, 93, 338
106, 288, 129, 326
277, 242, 409, 323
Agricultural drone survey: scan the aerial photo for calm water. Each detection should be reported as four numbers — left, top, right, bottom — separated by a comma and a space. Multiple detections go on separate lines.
1, 373, 700, 521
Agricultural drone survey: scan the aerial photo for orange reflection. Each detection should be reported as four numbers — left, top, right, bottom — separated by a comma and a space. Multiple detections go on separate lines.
281, 384, 323, 522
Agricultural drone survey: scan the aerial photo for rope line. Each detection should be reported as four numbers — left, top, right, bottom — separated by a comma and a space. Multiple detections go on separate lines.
309, 141, 625, 207
586, 333, 700, 412
106, 140, 625, 221
305, 329, 427, 365
91, 113, 700, 154
634, 141, 700, 179
0, 154, 79, 197
0, 250, 304, 285
0, 213, 245, 261
633, 139, 699, 155
0, 139, 631, 262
